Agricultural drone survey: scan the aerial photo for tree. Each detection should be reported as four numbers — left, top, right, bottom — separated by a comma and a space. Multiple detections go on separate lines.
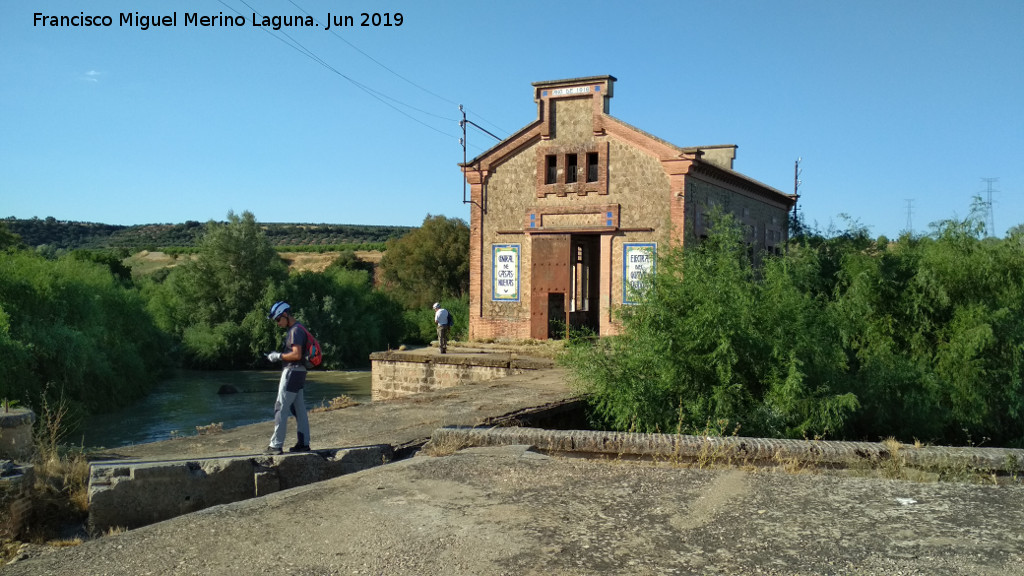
0, 250, 170, 413
0, 222, 22, 250
378, 214, 469, 308
159, 211, 288, 368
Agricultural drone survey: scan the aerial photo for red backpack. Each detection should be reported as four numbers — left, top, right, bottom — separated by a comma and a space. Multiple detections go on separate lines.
298, 324, 323, 368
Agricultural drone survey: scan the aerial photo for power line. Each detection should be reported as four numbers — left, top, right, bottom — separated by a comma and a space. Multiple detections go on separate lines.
285, 0, 510, 138
286, 0, 456, 109
217, 0, 462, 142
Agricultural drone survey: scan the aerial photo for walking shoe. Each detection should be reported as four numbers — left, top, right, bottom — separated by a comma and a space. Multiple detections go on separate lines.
264, 445, 283, 455
288, 444, 311, 453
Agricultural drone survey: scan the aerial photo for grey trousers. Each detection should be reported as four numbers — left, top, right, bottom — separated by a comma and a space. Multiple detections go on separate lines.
269, 366, 310, 448
436, 324, 450, 352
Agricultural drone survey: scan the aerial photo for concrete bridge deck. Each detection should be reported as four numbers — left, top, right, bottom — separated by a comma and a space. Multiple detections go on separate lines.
6, 349, 1024, 575
94, 348, 573, 463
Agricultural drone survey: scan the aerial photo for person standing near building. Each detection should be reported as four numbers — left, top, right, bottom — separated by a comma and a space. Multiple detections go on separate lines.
264, 301, 311, 454
433, 302, 451, 354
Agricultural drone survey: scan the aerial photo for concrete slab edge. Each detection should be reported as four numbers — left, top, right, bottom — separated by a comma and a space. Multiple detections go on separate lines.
88, 444, 393, 533
430, 426, 1024, 474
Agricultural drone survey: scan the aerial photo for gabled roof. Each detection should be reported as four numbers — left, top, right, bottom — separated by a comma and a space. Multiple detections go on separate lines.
460, 77, 793, 206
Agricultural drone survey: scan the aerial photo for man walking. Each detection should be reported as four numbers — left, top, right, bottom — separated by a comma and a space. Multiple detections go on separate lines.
264, 301, 311, 454
433, 302, 451, 354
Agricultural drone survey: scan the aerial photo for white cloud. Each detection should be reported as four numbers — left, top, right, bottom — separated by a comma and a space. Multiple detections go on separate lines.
82, 70, 101, 83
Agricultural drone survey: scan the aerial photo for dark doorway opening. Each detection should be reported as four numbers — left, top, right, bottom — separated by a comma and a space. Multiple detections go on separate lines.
530, 234, 603, 340
568, 235, 601, 335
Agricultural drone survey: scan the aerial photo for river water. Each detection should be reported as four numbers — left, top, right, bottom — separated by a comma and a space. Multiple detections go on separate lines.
75, 370, 371, 449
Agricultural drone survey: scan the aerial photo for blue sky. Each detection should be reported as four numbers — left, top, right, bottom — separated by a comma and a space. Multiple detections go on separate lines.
2, 1, 1022, 238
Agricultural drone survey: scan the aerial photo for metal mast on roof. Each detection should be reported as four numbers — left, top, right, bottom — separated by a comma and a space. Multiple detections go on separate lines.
904, 199, 915, 236
981, 177, 999, 236
790, 158, 802, 238
460, 105, 502, 207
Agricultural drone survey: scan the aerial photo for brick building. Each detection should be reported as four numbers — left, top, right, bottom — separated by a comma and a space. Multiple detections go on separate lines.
460, 75, 795, 340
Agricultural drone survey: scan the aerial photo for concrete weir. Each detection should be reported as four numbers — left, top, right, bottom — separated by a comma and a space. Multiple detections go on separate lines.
88, 444, 392, 532
370, 349, 555, 400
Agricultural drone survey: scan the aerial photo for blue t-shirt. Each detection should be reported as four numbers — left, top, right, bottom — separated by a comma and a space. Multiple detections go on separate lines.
283, 323, 308, 369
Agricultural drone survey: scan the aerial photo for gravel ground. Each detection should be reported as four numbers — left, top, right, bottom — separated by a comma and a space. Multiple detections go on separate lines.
5, 445, 1023, 575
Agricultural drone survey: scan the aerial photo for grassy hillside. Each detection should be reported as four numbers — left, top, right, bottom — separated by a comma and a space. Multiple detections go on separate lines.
124, 250, 384, 277
2, 217, 412, 252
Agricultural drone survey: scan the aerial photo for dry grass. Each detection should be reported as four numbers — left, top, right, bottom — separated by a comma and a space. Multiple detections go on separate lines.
46, 537, 83, 547
421, 433, 474, 457
13, 392, 92, 546
195, 422, 224, 435
310, 395, 360, 413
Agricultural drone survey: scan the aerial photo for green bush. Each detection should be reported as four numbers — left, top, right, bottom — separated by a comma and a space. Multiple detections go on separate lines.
262, 268, 409, 368
145, 211, 288, 368
405, 296, 468, 345
564, 212, 857, 438
564, 202, 1024, 447
378, 215, 469, 308
0, 250, 170, 414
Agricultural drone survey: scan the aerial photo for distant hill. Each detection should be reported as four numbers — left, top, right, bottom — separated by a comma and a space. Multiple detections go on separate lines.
1, 217, 413, 252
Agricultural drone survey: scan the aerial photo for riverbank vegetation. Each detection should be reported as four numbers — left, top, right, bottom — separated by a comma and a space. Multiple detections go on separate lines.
0, 212, 468, 424
5, 198, 1024, 450
563, 200, 1024, 448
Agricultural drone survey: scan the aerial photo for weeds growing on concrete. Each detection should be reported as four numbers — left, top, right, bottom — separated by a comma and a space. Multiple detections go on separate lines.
195, 422, 224, 435
421, 433, 474, 457
21, 390, 91, 545
1, 397, 20, 413
310, 395, 360, 413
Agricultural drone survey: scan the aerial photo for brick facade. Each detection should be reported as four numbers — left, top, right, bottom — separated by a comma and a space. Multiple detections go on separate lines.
461, 76, 795, 341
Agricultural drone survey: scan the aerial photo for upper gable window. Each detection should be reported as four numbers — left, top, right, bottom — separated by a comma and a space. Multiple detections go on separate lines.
586, 152, 599, 182
536, 146, 607, 197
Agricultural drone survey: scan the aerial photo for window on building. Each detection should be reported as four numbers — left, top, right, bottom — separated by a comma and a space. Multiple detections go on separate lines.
566, 154, 578, 184
545, 155, 557, 185
586, 152, 599, 182
571, 243, 589, 312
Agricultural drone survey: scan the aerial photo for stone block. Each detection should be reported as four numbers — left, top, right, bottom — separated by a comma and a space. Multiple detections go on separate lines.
0, 462, 33, 539
0, 409, 36, 461
89, 444, 393, 533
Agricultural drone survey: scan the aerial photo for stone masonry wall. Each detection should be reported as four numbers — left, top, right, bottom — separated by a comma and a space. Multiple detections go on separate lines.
474, 96, 680, 340
479, 139, 537, 335
687, 176, 789, 252
370, 351, 554, 400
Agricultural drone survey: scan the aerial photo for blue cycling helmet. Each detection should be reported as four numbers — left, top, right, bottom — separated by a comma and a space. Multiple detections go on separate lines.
268, 301, 290, 320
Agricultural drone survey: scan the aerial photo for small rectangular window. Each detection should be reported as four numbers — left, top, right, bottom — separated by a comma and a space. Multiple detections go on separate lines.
545, 155, 557, 185
566, 154, 578, 184
586, 152, 599, 182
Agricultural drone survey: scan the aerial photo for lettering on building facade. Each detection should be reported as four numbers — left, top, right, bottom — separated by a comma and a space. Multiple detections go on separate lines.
623, 243, 656, 305
492, 244, 520, 302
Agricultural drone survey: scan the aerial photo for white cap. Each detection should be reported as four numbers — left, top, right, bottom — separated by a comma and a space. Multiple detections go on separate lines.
432, 302, 440, 309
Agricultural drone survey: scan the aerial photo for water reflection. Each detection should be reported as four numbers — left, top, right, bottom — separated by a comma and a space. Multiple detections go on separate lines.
75, 370, 371, 449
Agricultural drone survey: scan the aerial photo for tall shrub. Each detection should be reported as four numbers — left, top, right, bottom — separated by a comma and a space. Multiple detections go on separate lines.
0, 250, 169, 413
253, 267, 409, 369
565, 213, 857, 437
151, 211, 288, 368
378, 214, 469, 308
